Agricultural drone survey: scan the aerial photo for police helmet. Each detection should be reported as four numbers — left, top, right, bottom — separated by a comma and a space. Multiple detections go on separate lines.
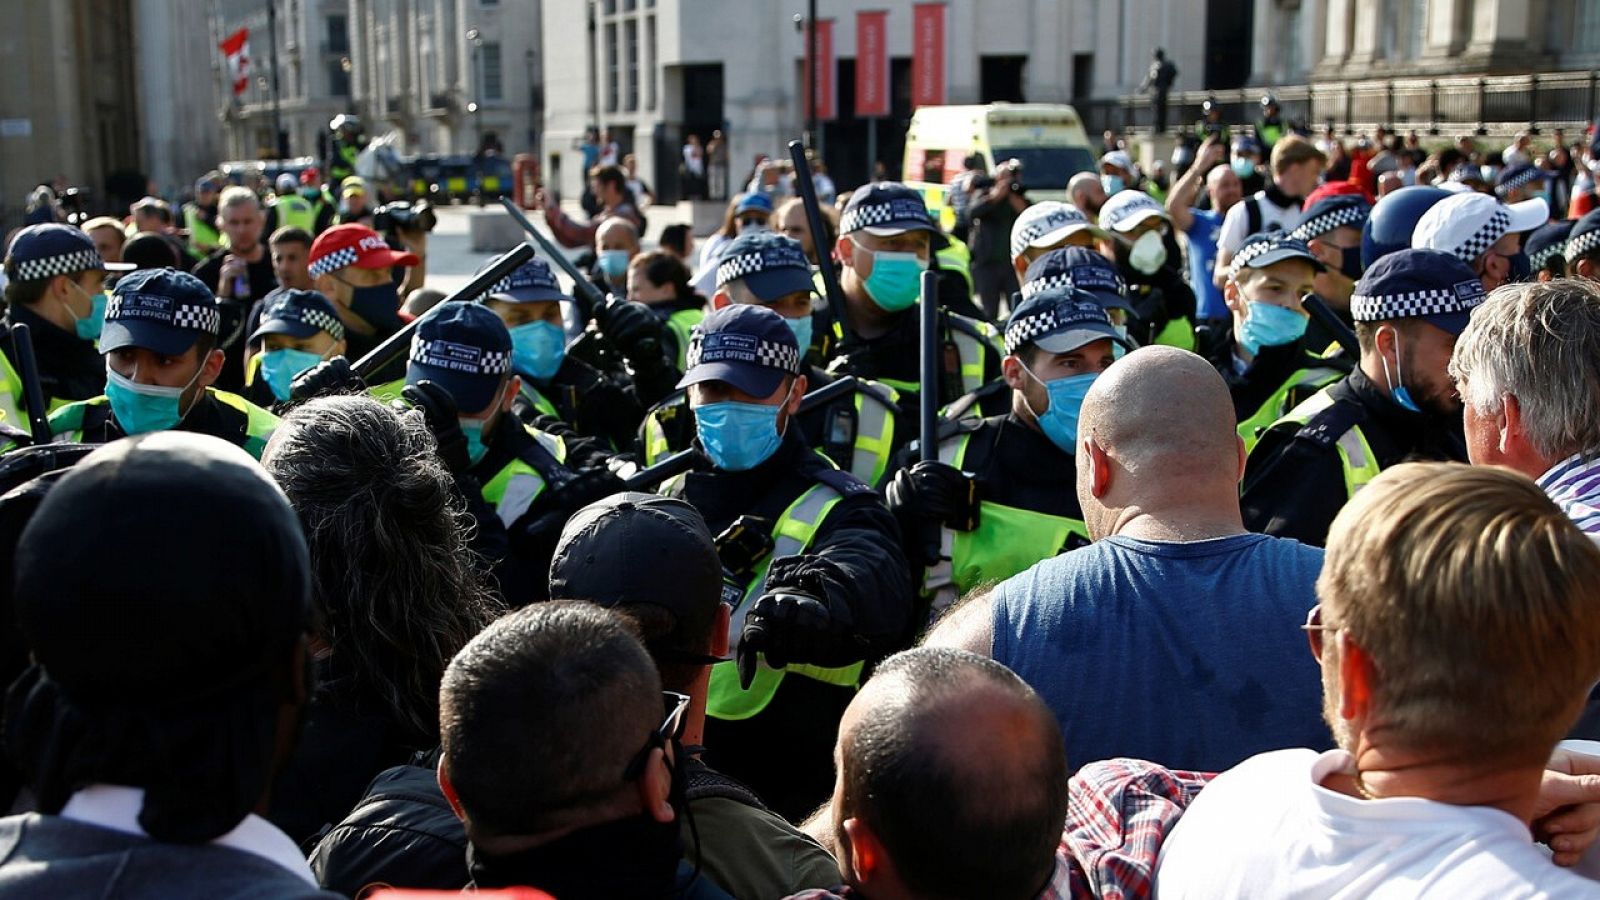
1261, 94, 1279, 110
1360, 185, 1450, 270
330, 114, 363, 135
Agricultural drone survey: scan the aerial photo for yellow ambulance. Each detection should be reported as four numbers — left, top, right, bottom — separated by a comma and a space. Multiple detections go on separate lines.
902, 103, 1098, 230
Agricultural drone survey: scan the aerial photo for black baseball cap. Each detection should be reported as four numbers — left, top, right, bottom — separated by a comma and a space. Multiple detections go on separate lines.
1019, 247, 1135, 313
549, 492, 725, 662
478, 257, 569, 304
840, 183, 940, 236
1005, 287, 1128, 356
405, 303, 514, 413
248, 289, 347, 344
715, 231, 814, 301
677, 304, 803, 398
101, 267, 222, 356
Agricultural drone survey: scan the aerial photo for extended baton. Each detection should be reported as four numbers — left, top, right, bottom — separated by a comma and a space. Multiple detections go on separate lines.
499, 195, 611, 322
350, 242, 535, 379
8, 324, 53, 444
918, 271, 940, 463
1302, 294, 1360, 358
788, 140, 856, 351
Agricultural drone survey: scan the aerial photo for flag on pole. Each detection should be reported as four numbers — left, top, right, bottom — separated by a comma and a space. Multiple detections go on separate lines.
220, 28, 251, 96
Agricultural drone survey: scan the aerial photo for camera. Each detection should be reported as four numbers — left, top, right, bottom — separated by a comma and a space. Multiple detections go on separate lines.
1000, 158, 1025, 193
373, 199, 438, 236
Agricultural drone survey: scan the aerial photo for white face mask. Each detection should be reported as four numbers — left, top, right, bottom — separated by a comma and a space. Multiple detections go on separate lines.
1128, 231, 1168, 275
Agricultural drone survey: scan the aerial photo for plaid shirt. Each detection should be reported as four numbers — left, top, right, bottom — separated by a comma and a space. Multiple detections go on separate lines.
784, 759, 1213, 900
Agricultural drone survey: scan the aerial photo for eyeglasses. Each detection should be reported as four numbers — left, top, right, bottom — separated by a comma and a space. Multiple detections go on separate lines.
737, 216, 768, 228
623, 691, 691, 781
1301, 603, 1341, 659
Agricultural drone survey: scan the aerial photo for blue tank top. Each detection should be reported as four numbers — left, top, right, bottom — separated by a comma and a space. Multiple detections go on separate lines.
992, 533, 1330, 772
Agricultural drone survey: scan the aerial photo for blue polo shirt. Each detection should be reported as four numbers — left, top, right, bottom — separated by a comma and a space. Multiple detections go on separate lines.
1186, 208, 1227, 320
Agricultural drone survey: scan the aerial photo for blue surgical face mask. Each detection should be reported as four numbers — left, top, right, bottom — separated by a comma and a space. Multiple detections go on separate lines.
104, 360, 206, 435
599, 249, 632, 279
695, 394, 787, 471
459, 418, 491, 466
63, 282, 107, 342
1101, 174, 1125, 195
300, 186, 321, 201
1236, 301, 1309, 355
860, 249, 929, 313
348, 280, 402, 330
1232, 157, 1256, 178
1377, 326, 1423, 413
783, 313, 814, 355
510, 320, 567, 381
1020, 363, 1098, 453
257, 347, 326, 402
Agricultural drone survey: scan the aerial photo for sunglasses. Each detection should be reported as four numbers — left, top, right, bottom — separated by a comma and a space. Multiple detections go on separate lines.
1301, 603, 1341, 659
623, 691, 691, 781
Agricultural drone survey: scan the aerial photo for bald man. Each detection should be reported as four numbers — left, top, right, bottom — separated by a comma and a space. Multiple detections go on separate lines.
800, 647, 1069, 900
927, 346, 1331, 772
1069, 172, 1108, 221
592, 217, 641, 295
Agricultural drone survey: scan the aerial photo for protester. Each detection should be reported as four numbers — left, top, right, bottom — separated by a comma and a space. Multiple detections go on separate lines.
1216, 135, 1327, 275
541, 163, 646, 250
969, 160, 1031, 320
929, 345, 1330, 772
436, 601, 731, 899
304, 222, 418, 362
79, 216, 127, 266
773, 196, 837, 267
593, 216, 641, 294
0, 433, 334, 898
1068, 171, 1108, 221
1165, 135, 1240, 322
1155, 463, 1600, 896
660, 222, 695, 262
692, 192, 773, 296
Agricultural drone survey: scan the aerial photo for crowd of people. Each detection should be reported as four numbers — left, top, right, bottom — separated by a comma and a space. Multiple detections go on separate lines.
1, 104, 1600, 899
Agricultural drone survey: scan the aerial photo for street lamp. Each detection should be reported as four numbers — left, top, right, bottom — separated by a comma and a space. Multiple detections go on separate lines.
466, 27, 484, 153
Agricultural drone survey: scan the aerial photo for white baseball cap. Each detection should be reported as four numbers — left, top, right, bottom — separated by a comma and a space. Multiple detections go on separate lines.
1098, 190, 1170, 234
1100, 150, 1134, 173
1008, 201, 1101, 260
1411, 192, 1549, 264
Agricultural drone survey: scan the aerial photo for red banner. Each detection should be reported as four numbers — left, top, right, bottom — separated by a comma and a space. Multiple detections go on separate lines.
806, 19, 836, 122
911, 3, 946, 108
855, 11, 889, 118
220, 28, 251, 96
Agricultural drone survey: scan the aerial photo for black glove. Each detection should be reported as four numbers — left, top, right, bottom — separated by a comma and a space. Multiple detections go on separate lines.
544, 464, 626, 514
886, 460, 980, 532
735, 555, 865, 689
594, 298, 667, 365
824, 348, 876, 381
399, 381, 471, 474
289, 355, 366, 401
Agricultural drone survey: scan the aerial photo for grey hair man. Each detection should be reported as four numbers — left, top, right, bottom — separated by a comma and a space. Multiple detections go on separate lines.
1449, 277, 1600, 540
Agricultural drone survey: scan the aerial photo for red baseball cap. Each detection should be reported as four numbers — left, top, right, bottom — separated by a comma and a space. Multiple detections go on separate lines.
307, 223, 419, 278
1302, 181, 1366, 211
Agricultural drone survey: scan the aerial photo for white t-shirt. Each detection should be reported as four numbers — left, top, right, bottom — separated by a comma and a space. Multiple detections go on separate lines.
1154, 748, 1600, 898
1216, 189, 1304, 258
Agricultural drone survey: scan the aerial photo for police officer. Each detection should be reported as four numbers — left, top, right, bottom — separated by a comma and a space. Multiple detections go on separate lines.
1008, 200, 1103, 286
240, 290, 347, 408
1564, 209, 1600, 282
1096, 189, 1197, 349
1495, 162, 1554, 206
328, 115, 366, 186
181, 174, 225, 260
44, 268, 280, 458
1198, 234, 1351, 449
1412, 190, 1548, 294
666, 304, 912, 820
0, 224, 134, 428
1526, 219, 1574, 281
403, 303, 622, 606
1287, 194, 1371, 348
1256, 94, 1286, 151
1019, 247, 1139, 336
640, 231, 904, 486
475, 256, 651, 449
266, 173, 319, 236
821, 183, 1004, 437
304, 223, 419, 361
1240, 249, 1485, 546
885, 287, 1128, 614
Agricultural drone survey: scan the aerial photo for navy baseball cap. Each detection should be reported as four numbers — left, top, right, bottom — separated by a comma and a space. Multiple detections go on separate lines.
102, 268, 221, 356
1564, 209, 1600, 265
1494, 162, 1550, 198
1228, 233, 1327, 281
677, 304, 803, 398
248, 289, 346, 345
4, 223, 134, 282
478, 257, 568, 304
1288, 196, 1371, 243
405, 303, 513, 413
1351, 248, 1486, 335
1019, 247, 1134, 313
715, 232, 814, 300
1005, 287, 1129, 356
840, 183, 939, 237
1526, 219, 1574, 271
734, 193, 774, 216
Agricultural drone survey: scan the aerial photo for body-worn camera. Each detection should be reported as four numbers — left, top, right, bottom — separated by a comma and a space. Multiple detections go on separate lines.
373, 199, 438, 235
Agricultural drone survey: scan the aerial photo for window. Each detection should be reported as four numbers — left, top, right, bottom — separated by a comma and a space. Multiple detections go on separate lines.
606, 22, 619, 112
645, 15, 657, 110
1408, 0, 1426, 58
327, 14, 348, 54
1283, 6, 1303, 76
625, 19, 639, 111
1581, 1, 1600, 53
482, 41, 503, 101
328, 60, 351, 97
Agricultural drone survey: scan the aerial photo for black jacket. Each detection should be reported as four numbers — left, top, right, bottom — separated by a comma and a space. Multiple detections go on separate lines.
1196, 324, 1352, 422
191, 249, 279, 393
1240, 369, 1469, 547
0, 302, 105, 405
513, 354, 650, 452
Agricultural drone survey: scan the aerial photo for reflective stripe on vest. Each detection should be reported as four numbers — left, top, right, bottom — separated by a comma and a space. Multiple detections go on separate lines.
705, 477, 861, 721
1237, 366, 1345, 454
479, 426, 567, 526
520, 383, 561, 420
664, 308, 705, 372
48, 388, 279, 459
0, 350, 23, 430
863, 313, 997, 400
921, 432, 1089, 614
1270, 386, 1383, 499
936, 236, 975, 297
184, 206, 223, 255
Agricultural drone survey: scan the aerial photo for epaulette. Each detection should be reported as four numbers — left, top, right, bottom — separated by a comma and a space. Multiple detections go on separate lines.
810, 465, 874, 498
1292, 398, 1367, 450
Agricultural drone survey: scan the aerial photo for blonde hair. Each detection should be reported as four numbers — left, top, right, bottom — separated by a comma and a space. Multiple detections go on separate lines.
1270, 135, 1328, 177
1320, 462, 1600, 761
217, 185, 261, 215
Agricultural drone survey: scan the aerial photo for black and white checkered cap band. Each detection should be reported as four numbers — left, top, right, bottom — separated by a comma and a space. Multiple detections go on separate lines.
409, 336, 511, 375
1448, 209, 1511, 264
1020, 269, 1122, 302
1227, 237, 1277, 280
10, 247, 103, 282
106, 293, 222, 335
715, 248, 808, 289
1497, 167, 1543, 195
687, 332, 802, 375
308, 246, 360, 278
1004, 302, 1106, 355
1533, 241, 1568, 271
296, 306, 346, 341
840, 197, 932, 234
1565, 228, 1600, 264
1288, 204, 1367, 243
1350, 282, 1486, 322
